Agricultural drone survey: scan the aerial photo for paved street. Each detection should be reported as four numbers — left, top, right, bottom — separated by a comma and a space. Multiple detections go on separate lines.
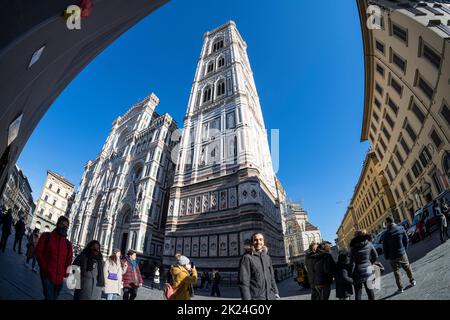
0, 229, 449, 300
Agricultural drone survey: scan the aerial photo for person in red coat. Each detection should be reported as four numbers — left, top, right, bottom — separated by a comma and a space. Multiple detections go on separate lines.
121, 249, 143, 300
35, 216, 73, 300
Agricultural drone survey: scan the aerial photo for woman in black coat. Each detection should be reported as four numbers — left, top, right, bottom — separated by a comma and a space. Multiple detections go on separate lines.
73, 240, 105, 300
349, 230, 378, 300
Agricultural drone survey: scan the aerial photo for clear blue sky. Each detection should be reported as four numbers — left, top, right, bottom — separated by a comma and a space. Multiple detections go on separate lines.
18, 0, 370, 243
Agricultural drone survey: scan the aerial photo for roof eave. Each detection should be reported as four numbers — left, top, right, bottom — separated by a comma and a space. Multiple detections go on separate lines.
357, 0, 374, 142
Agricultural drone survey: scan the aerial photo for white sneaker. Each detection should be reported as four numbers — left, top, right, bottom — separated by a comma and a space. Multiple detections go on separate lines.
410, 280, 417, 286
396, 288, 404, 294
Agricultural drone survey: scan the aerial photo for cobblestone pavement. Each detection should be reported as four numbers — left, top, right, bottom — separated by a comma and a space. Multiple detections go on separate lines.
1, 230, 449, 300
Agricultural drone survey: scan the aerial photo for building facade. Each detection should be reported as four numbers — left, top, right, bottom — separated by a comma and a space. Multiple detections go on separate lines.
337, 209, 356, 251
163, 21, 287, 275
0, 164, 35, 225
31, 171, 74, 232
69, 93, 178, 263
358, 0, 450, 222
336, 150, 396, 250
282, 202, 321, 264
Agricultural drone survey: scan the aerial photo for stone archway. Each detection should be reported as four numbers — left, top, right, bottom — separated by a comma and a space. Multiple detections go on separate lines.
86, 195, 102, 243
116, 204, 132, 255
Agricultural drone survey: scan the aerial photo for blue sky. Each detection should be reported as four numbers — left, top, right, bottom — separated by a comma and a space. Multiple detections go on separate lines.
18, 0, 370, 243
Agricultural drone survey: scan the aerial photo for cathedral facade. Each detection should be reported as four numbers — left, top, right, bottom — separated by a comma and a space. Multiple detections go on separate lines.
163, 21, 287, 274
69, 93, 178, 264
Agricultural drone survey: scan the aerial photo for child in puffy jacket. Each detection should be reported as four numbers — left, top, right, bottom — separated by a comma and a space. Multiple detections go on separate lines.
335, 252, 353, 300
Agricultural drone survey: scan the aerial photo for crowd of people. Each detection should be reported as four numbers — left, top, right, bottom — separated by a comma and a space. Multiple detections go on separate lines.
198, 270, 222, 296
300, 217, 416, 300
34, 216, 147, 301
0, 208, 227, 301
1, 204, 448, 300
415, 198, 449, 242
0, 212, 148, 300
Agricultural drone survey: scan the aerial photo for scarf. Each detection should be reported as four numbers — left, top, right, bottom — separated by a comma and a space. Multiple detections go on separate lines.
131, 259, 138, 283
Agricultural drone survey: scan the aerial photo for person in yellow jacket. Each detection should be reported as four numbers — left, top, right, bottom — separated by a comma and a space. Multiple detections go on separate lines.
170, 254, 198, 300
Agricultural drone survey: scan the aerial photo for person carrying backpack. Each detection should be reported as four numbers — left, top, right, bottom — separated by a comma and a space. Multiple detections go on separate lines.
169, 254, 198, 300
35, 216, 73, 300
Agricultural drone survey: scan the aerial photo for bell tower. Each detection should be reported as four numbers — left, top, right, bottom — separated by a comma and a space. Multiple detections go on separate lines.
163, 21, 286, 275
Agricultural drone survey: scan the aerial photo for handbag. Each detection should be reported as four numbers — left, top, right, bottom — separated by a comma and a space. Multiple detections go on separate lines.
163, 283, 175, 300
108, 272, 118, 280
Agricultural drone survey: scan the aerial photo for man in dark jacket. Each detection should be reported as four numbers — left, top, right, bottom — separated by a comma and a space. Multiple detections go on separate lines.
35, 216, 73, 300
304, 242, 319, 300
239, 233, 280, 300
0, 209, 13, 253
311, 243, 336, 300
13, 216, 26, 254
382, 217, 416, 293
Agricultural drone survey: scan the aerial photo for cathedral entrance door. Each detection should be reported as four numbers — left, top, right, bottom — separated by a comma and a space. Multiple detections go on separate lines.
121, 232, 129, 255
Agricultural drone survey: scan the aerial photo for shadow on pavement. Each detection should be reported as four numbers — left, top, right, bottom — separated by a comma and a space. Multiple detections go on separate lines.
380, 291, 400, 300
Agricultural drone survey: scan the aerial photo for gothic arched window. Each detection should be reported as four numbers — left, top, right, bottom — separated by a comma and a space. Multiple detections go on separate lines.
132, 166, 142, 184
207, 61, 214, 74
195, 91, 201, 108
218, 56, 225, 68
131, 232, 137, 250
122, 209, 131, 224
203, 86, 212, 103
212, 38, 224, 53
216, 80, 225, 97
